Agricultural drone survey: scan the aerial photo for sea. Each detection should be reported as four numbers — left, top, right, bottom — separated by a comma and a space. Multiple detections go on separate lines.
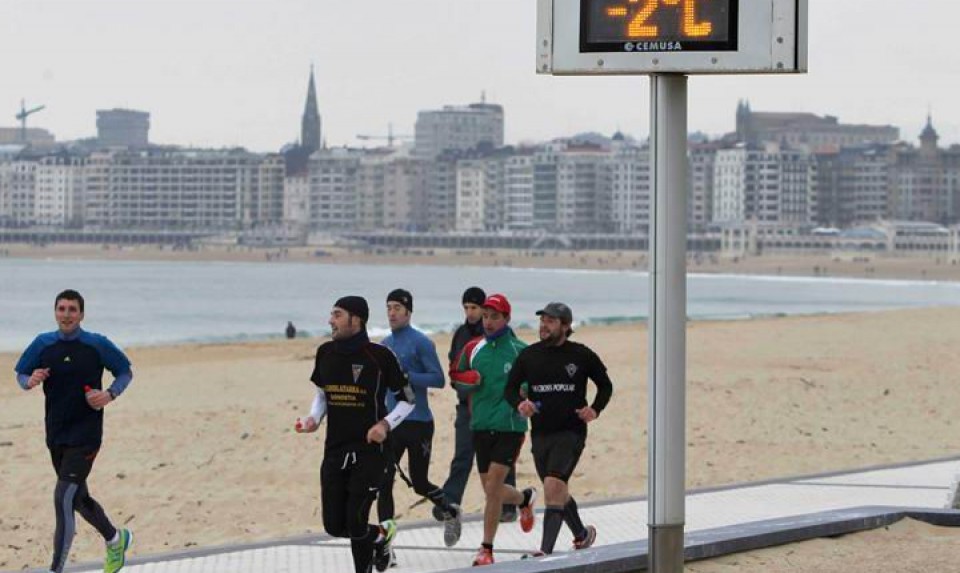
1, 258, 959, 352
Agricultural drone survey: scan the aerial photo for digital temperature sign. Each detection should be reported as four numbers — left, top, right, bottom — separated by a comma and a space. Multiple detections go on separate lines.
581, 0, 737, 53
537, 0, 807, 75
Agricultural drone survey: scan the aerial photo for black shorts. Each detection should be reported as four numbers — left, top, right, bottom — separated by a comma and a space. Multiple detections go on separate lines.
473, 431, 525, 474
321, 448, 389, 496
49, 444, 100, 484
531, 430, 585, 483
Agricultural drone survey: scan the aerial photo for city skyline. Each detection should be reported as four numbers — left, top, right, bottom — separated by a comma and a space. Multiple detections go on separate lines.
1, 0, 958, 151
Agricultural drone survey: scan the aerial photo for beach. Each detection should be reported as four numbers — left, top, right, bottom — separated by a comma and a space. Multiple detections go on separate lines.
2, 307, 959, 570
3, 242, 960, 282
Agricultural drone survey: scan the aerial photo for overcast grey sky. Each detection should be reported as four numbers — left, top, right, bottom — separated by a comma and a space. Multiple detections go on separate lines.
1, 0, 957, 151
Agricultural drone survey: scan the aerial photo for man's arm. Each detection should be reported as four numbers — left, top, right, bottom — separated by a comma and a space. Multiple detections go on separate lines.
14, 335, 49, 390
447, 327, 461, 363
407, 336, 444, 389
107, 371, 133, 398
503, 354, 526, 409
91, 333, 133, 398
382, 349, 416, 430
588, 351, 613, 415
367, 350, 416, 444
297, 388, 327, 433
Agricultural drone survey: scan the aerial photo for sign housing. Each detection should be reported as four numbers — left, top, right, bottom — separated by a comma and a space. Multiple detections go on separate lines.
538, 0, 807, 75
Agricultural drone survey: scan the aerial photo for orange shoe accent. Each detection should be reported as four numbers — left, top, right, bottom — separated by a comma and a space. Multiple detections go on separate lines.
472, 547, 494, 566
519, 488, 537, 533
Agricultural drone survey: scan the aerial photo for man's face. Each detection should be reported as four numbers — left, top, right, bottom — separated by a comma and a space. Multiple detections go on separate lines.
386, 302, 411, 330
539, 315, 567, 346
329, 308, 360, 340
55, 298, 84, 334
482, 308, 508, 336
463, 303, 483, 324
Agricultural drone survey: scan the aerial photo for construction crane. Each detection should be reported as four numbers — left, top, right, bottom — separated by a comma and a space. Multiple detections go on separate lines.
15, 99, 46, 143
356, 123, 412, 148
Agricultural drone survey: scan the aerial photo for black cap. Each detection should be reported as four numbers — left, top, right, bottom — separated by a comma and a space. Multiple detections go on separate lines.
536, 302, 574, 331
462, 286, 486, 306
334, 296, 369, 323
387, 288, 413, 313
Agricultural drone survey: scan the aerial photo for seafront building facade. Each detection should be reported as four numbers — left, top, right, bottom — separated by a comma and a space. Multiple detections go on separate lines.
2, 69, 959, 255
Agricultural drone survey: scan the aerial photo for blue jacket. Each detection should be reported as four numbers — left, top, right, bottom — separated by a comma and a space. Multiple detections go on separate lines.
382, 325, 444, 423
15, 328, 132, 448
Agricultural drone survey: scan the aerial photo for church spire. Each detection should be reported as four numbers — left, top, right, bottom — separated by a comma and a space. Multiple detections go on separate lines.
919, 111, 939, 158
301, 65, 322, 154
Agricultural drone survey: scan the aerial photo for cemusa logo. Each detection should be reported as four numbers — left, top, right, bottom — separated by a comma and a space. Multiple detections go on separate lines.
352, 364, 364, 383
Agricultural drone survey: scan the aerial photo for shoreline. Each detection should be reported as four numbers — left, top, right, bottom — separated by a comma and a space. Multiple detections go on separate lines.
3, 242, 960, 282
2, 306, 953, 355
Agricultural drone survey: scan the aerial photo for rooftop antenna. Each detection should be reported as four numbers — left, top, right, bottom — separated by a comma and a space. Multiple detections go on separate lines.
15, 99, 46, 143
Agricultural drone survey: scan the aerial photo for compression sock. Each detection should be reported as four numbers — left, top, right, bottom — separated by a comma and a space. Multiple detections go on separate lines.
564, 496, 588, 539
540, 506, 565, 554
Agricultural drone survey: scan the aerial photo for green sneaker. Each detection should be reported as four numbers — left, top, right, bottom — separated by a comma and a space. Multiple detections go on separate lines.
373, 520, 397, 572
104, 528, 133, 573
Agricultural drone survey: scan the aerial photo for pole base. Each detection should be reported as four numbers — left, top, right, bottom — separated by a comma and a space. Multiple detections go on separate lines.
648, 524, 684, 573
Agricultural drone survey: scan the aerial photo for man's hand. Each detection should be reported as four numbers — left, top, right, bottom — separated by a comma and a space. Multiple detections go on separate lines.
517, 399, 538, 418
575, 406, 598, 423
86, 389, 113, 409
366, 420, 390, 444
27, 368, 50, 389
296, 416, 320, 433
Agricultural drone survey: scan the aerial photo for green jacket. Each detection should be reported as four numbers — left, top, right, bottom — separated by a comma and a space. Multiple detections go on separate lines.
456, 330, 528, 433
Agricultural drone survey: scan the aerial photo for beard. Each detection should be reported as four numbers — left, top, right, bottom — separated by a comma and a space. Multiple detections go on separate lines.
541, 330, 563, 345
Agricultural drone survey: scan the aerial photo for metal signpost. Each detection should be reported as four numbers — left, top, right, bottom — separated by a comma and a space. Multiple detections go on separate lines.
537, 1, 807, 570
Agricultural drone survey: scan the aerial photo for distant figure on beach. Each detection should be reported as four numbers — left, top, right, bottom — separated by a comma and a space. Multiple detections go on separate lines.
285, 321, 296, 339
505, 302, 613, 558
377, 289, 462, 567
14, 289, 134, 573
294, 296, 415, 573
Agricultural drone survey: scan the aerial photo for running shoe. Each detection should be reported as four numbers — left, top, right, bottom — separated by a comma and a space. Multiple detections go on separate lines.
443, 503, 462, 547
472, 546, 494, 566
519, 488, 537, 533
373, 520, 397, 572
573, 524, 597, 550
104, 528, 133, 573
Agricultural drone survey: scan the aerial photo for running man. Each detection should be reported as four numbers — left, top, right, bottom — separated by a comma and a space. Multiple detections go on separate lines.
505, 302, 613, 557
295, 296, 416, 573
435, 286, 518, 523
450, 293, 537, 566
14, 289, 134, 573
378, 289, 462, 562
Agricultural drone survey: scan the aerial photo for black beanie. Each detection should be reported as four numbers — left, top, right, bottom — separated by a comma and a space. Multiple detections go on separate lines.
386, 288, 413, 313
462, 286, 486, 306
334, 296, 369, 323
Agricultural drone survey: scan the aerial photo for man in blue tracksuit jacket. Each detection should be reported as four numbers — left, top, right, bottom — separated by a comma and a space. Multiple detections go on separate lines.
14, 289, 134, 573
378, 289, 463, 562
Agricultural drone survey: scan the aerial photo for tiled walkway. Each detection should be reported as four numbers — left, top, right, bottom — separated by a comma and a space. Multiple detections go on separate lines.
24, 456, 960, 573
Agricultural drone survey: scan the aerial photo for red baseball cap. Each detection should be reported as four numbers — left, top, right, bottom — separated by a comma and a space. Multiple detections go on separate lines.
482, 293, 511, 315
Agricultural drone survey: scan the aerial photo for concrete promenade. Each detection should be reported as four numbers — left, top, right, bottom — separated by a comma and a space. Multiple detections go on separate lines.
17, 456, 960, 573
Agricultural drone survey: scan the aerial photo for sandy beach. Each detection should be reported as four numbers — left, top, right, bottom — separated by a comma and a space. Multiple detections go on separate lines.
2, 308, 960, 570
3, 242, 960, 282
